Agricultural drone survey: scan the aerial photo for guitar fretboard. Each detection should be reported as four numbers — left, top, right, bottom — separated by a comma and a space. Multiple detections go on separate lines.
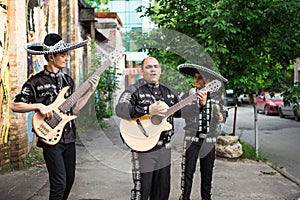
59, 60, 111, 113
164, 79, 221, 118
165, 93, 197, 117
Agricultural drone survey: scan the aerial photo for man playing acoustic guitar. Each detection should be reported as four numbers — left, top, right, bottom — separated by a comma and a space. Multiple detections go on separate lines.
11, 33, 99, 200
116, 57, 181, 200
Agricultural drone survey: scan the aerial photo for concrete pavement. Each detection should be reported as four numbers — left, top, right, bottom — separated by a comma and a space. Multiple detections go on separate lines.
0, 117, 299, 200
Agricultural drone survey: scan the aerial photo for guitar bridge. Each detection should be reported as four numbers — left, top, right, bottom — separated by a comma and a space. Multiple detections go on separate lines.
37, 124, 50, 136
44, 110, 63, 129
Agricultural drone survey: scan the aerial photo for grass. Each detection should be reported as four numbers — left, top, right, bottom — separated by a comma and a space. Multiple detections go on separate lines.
240, 140, 268, 161
22, 144, 45, 168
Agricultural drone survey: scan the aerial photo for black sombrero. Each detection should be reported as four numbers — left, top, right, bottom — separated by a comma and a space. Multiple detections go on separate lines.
177, 63, 228, 82
25, 36, 88, 55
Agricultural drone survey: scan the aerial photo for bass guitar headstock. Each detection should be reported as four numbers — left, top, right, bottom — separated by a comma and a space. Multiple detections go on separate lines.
202, 79, 222, 93
109, 46, 125, 64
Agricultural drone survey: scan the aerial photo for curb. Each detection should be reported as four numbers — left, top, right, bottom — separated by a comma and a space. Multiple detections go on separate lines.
266, 161, 300, 187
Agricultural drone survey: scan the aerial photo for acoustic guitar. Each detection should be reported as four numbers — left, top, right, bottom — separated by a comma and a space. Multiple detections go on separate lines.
119, 79, 222, 151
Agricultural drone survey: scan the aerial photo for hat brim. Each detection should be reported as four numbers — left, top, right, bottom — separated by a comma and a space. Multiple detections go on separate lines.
177, 63, 228, 82
24, 40, 88, 55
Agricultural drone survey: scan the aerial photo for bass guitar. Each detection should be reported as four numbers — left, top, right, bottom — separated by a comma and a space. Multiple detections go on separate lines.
119, 79, 222, 151
32, 44, 123, 145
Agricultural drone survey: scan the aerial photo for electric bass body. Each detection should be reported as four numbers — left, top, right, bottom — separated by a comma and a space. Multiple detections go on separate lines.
32, 86, 77, 145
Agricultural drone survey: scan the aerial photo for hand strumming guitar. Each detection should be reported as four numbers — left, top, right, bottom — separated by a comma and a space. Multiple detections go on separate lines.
149, 101, 169, 116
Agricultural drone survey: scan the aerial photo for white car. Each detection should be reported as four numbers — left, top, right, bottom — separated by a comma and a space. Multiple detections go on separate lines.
278, 103, 300, 121
238, 94, 250, 104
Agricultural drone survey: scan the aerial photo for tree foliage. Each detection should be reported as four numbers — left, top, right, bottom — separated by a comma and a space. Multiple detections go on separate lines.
78, 40, 121, 129
139, 0, 300, 97
84, 0, 110, 12
282, 83, 300, 106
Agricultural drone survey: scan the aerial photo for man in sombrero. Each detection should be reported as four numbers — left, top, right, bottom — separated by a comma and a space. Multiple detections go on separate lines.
177, 63, 227, 200
11, 33, 98, 200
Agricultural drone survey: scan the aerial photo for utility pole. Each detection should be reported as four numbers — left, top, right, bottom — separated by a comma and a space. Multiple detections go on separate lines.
253, 103, 259, 158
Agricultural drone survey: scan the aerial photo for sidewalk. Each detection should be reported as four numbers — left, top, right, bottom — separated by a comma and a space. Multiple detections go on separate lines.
0, 117, 299, 200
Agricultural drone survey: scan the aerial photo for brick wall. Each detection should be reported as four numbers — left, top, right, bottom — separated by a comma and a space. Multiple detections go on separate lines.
7, 0, 28, 169
0, 144, 10, 170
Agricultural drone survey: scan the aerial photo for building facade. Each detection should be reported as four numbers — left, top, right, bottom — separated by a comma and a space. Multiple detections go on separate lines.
108, 0, 155, 87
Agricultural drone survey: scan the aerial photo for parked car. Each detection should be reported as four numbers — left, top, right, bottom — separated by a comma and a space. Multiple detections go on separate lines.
278, 103, 300, 121
238, 94, 251, 104
254, 92, 283, 115
224, 89, 238, 106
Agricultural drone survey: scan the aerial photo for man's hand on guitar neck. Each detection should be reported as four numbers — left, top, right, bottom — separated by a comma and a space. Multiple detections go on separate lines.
149, 101, 169, 116
197, 90, 207, 106
88, 76, 100, 91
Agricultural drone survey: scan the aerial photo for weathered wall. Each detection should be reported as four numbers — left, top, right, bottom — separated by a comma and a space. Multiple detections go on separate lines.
7, 0, 28, 169
0, 0, 10, 169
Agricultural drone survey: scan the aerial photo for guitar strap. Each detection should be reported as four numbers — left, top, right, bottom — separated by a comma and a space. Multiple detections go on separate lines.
59, 71, 73, 96
59, 71, 74, 130
159, 85, 174, 141
59, 71, 70, 87
159, 85, 172, 107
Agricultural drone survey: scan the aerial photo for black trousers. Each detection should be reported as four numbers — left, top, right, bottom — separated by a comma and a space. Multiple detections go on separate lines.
43, 143, 76, 200
180, 137, 215, 200
131, 146, 171, 200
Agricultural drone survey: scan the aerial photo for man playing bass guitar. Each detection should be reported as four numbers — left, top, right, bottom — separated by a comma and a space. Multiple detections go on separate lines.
11, 33, 99, 200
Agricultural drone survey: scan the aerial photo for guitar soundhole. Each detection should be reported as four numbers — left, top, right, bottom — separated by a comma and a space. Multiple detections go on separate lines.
151, 115, 162, 125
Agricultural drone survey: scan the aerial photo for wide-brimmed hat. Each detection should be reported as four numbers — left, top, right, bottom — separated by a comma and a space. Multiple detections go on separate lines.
177, 63, 228, 82
24, 33, 88, 55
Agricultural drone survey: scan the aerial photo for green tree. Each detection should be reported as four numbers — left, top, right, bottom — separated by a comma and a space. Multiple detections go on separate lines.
78, 40, 121, 129
282, 83, 300, 106
138, 0, 300, 97
84, 0, 110, 12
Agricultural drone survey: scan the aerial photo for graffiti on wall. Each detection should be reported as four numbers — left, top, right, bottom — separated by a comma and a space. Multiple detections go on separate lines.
0, 52, 10, 145
0, 0, 9, 144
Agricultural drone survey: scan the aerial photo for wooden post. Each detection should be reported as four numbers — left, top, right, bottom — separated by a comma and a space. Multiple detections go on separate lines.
232, 104, 237, 136
295, 58, 299, 85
